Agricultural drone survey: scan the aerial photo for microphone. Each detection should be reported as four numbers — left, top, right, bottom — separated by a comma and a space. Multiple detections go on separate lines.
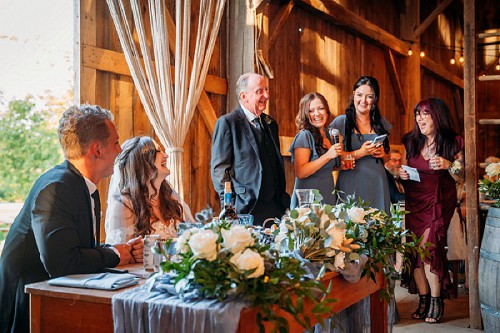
330, 128, 341, 167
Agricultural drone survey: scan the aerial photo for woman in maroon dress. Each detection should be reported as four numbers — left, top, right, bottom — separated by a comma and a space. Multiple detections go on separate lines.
399, 98, 464, 324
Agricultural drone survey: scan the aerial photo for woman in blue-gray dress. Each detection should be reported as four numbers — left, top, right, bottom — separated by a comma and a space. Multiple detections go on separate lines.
330, 76, 392, 214
289, 92, 343, 209
328, 76, 395, 333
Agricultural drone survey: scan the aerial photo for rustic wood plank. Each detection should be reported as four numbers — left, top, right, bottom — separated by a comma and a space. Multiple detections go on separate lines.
414, 0, 454, 38
79, 0, 97, 104
30, 294, 41, 333
298, 0, 409, 56
477, 31, 500, 39
464, 0, 481, 329
478, 75, 500, 81
81, 45, 228, 96
478, 119, 500, 125
279, 136, 294, 156
400, 0, 421, 133
420, 56, 464, 88
383, 49, 407, 115
268, 1, 295, 48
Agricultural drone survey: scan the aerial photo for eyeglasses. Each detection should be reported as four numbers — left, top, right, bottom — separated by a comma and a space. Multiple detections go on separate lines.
414, 110, 430, 119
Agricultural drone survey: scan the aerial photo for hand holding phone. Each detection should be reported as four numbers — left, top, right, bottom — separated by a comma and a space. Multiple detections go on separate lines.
371, 134, 387, 147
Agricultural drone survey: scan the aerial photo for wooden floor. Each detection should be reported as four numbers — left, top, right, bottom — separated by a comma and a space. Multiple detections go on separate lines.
394, 283, 483, 332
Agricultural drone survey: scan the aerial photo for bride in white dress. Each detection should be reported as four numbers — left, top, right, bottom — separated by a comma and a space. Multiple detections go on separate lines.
105, 136, 194, 244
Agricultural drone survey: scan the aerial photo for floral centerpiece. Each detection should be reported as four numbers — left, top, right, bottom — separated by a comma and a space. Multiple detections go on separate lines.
479, 162, 500, 206
275, 191, 420, 300
157, 220, 336, 332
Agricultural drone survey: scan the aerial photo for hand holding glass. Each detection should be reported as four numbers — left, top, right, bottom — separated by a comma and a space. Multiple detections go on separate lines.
343, 154, 355, 169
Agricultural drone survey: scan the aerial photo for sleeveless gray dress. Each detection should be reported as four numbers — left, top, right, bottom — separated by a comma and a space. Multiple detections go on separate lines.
289, 129, 336, 209
330, 115, 392, 214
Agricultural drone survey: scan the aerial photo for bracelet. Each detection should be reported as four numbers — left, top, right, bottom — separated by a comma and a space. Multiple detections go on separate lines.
353, 150, 357, 159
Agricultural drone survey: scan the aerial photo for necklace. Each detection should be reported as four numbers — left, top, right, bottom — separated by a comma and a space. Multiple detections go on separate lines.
423, 140, 436, 160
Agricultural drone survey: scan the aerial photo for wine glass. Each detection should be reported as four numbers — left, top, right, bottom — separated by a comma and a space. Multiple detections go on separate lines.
295, 189, 314, 208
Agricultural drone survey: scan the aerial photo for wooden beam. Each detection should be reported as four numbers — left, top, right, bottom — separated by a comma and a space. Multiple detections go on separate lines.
478, 75, 500, 81
298, 0, 409, 56
82, 45, 228, 96
268, 1, 295, 49
477, 31, 500, 39
255, 0, 271, 13
279, 136, 294, 156
420, 56, 464, 88
414, 0, 454, 38
464, 0, 481, 329
478, 119, 500, 125
383, 49, 407, 115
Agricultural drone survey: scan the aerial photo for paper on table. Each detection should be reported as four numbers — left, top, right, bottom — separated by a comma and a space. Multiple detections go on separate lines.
401, 165, 420, 182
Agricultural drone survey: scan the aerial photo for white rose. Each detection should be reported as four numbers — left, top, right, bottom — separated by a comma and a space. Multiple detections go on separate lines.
324, 222, 346, 249
175, 228, 200, 254
188, 229, 218, 261
334, 252, 346, 270
347, 207, 367, 224
221, 225, 254, 254
230, 248, 265, 278
486, 162, 500, 178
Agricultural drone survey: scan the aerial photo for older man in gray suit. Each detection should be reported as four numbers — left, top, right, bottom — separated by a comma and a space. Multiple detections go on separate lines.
211, 73, 290, 225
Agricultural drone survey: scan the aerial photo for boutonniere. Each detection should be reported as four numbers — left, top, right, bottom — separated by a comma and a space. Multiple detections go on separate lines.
262, 114, 273, 125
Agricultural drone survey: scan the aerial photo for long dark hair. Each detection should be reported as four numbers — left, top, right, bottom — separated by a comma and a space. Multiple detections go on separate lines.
344, 76, 389, 153
115, 136, 183, 238
295, 92, 331, 154
402, 98, 459, 161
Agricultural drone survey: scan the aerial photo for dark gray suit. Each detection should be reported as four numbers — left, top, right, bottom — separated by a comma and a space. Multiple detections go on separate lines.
0, 161, 119, 333
211, 107, 290, 224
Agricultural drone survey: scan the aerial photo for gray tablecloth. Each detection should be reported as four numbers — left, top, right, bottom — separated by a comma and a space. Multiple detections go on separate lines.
112, 277, 248, 333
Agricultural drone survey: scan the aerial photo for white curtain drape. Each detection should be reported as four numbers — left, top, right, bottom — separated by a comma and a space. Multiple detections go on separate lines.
106, 0, 226, 197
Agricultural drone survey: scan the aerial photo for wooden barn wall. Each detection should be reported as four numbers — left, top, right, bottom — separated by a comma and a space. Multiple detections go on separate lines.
79, 0, 223, 232
264, 1, 457, 194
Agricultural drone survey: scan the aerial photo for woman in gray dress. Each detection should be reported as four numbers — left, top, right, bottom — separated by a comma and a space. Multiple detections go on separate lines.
328, 76, 395, 332
330, 76, 392, 214
289, 92, 343, 208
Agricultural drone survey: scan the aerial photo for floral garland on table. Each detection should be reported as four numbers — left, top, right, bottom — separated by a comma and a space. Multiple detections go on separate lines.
157, 220, 336, 332
274, 191, 421, 301
479, 162, 500, 207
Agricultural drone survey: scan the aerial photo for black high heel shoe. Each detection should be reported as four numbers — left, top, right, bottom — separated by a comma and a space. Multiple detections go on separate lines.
411, 294, 430, 320
425, 296, 444, 323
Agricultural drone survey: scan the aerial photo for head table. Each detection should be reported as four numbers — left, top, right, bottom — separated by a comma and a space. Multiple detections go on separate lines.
25, 263, 388, 333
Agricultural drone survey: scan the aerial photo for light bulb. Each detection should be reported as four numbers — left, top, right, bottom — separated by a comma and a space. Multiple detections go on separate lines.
420, 51, 425, 57
408, 49, 413, 56
459, 56, 464, 63
450, 58, 456, 65
496, 64, 500, 71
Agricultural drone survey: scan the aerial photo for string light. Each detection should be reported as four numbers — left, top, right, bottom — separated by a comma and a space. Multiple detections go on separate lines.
420, 51, 425, 57
459, 56, 464, 63
450, 58, 456, 64
408, 48, 413, 56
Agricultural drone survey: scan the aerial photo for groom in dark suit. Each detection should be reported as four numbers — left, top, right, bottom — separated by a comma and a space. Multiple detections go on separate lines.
0, 105, 142, 333
211, 73, 290, 225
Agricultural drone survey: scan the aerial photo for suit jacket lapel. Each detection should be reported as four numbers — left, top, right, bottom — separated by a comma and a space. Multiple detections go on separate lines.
66, 160, 95, 246
237, 108, 260, 157
260, 116, 284, 168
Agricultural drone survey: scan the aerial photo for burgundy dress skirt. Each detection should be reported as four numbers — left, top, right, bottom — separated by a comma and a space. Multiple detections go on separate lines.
403, 153, 458, 296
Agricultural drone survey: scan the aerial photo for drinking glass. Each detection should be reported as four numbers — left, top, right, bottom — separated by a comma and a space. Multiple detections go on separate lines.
429, 154, 439, 170
237, 214, 254, 226
295, 189, 314, 207
343, 154, 355, 169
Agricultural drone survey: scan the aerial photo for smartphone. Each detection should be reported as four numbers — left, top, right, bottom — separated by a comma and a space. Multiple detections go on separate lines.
371, 134, 387, 147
